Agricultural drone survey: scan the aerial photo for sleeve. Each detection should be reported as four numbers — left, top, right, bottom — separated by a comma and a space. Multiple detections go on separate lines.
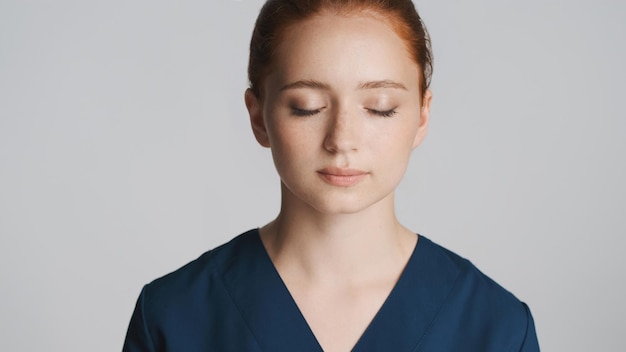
122, 287, 157, 352
519, 302, 540, 352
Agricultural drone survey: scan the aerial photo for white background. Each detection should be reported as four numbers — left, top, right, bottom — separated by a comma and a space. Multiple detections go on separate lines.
1, 0, 624, 351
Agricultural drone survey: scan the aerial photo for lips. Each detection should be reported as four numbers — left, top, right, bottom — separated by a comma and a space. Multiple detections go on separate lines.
317, 167, 369, 187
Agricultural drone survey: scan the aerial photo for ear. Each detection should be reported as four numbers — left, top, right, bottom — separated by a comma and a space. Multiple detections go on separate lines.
245, 88, 270, 148
412, 89, 432, 149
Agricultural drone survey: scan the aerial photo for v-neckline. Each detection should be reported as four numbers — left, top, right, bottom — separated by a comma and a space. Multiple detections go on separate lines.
218, 229, 460, 352
257, 230, 421, 351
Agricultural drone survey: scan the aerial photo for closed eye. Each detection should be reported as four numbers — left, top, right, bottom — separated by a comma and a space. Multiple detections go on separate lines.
367, 108, 397, 118
291, 107, 322, 117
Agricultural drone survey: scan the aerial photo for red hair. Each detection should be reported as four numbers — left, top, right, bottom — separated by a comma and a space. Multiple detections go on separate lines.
247, 0, 433, 100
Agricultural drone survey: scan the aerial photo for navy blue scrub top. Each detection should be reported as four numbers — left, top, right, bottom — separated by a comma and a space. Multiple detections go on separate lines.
123, 229, 539, 351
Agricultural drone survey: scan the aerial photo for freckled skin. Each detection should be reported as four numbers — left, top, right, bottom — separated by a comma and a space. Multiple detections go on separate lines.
247, 13, 431, 215
244, 12, 433, 351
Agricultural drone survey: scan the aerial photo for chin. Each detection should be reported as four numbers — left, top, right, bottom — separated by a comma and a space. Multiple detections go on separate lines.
281, 180, 394, 216
305, 193, 389, 216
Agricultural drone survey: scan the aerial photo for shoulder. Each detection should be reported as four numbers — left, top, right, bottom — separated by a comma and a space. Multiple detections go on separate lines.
123, 229, 264, 351
419, 235, 525, 309
136, 228, 260, 327
417, 236, 538, 351
142, 228, 258, 300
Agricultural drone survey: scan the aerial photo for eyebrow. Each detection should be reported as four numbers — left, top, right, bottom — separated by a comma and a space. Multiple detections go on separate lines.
280, 80, 330, 91
279, 79, 408, 92
359, 80, 408, 90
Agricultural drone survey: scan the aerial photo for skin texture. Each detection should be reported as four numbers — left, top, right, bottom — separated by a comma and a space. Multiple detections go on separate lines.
245, 11, 432, 352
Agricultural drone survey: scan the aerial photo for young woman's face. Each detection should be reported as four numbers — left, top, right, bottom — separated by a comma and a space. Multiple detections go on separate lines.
246, 12, 431, 215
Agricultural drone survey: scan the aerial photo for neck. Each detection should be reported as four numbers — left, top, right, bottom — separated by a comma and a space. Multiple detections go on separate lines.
259, 184, 416, 286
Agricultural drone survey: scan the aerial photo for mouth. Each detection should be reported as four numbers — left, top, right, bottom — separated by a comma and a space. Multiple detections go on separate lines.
317, 167, 369, 187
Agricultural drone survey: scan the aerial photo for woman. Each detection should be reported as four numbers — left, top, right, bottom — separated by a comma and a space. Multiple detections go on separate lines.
123, 0, 540, 351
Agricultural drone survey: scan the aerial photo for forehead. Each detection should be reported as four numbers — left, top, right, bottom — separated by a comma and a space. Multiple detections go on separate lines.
265, 13, 421, 92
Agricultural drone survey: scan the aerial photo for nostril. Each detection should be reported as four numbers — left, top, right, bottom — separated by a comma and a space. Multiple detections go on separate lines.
323, 124, 358, 153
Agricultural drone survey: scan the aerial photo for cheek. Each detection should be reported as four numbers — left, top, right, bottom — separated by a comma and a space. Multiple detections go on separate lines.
269, 123, 311, 152
266, 121, 318, 176
376, 120, 418, 150
374, 125, 418, 172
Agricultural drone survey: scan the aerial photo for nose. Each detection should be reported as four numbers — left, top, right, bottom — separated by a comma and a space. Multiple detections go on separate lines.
323, 108, 361, 153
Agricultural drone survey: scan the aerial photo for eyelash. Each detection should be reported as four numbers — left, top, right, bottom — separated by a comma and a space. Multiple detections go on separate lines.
368, 108, 397, 118
289, 107, 397, 118
291, 107, 322, 117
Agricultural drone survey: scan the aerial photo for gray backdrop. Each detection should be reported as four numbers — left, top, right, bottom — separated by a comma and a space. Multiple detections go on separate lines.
1, 0, 624, 351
